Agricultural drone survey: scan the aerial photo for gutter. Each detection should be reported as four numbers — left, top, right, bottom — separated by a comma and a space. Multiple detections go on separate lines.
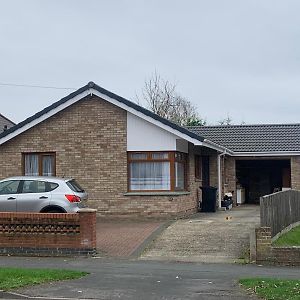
203, 138, 234, 155
232, 151, 300, 157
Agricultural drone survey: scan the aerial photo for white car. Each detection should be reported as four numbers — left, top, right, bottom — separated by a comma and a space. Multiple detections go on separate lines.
0, 176, 88, 213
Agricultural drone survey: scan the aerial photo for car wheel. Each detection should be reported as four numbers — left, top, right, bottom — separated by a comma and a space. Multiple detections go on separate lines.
42, 209, 64, 213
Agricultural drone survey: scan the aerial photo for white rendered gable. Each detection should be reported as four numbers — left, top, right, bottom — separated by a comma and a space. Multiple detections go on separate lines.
127, 112, 188, 153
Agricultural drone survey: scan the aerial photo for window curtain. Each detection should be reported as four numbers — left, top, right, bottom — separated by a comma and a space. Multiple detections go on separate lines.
130, 162, 170, 190
42, 156, 54, 176
24, 154, 39, 176
175, 162, 185, 189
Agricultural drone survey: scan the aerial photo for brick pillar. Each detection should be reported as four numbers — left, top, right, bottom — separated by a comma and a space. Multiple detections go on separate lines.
78, 208, 97, 250
256, 227, 272, 263
224, 156, 236, 205
291, 156, 300, 190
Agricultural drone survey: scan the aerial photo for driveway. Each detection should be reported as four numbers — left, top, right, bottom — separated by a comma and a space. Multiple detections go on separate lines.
96, 219, 164, 257
142, 205, 260, 263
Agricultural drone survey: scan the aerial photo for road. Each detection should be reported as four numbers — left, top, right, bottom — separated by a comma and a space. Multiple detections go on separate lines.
0, 257, 299, 299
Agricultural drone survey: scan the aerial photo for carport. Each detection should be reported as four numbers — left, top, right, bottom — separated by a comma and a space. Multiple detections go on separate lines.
236, 159, 291, 204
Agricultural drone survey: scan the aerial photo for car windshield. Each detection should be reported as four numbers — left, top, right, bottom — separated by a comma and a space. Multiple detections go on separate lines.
66, 179, 85, 193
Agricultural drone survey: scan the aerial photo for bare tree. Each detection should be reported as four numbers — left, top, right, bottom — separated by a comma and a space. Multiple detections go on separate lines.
218, 115, 233, 126
138, 72, 205, 126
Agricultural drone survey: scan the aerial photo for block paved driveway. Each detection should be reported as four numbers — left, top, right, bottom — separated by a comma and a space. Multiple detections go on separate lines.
142, 205, 260, 263
96, 219, 163, 257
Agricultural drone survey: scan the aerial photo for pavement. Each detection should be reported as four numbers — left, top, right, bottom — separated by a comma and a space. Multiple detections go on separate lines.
1, 256, 300, 299
142, 205, 260, 263
96, 219, 165, 257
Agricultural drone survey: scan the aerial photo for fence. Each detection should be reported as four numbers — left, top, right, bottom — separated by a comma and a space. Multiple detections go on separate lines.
260, 189, 300, 237
0, 208, 97, 256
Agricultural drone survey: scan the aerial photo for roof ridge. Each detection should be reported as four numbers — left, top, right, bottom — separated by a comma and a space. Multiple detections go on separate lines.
188, 123, 300, 129
0, 81, 209, 146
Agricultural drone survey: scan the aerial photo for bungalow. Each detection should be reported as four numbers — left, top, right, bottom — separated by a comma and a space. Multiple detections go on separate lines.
0, 82, 299, 217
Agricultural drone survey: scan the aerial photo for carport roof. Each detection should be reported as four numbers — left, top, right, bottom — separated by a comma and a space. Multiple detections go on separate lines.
187, 124, 300, 153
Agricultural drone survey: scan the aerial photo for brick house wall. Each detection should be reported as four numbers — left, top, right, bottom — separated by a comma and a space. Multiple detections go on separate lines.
291, 156, 300, 190
224, 156, 236, 204
0, 96, 211, 218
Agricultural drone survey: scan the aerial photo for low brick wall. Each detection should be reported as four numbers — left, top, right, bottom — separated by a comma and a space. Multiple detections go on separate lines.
255, 227, 300, 266
0, 209, 96, 256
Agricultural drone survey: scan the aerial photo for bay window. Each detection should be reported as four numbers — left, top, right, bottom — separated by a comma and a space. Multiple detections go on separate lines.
128, 151, 187, 192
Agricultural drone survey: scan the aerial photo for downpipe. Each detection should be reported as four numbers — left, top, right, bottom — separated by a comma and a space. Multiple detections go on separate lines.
217, 151, 226, 209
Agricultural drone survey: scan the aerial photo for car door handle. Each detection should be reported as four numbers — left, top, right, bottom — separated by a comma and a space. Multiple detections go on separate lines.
7, 197, 16, 200
39, 196, 48, 199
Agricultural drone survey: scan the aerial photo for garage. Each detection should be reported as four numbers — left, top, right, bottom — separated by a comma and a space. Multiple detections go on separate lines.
236, 159, 291, 204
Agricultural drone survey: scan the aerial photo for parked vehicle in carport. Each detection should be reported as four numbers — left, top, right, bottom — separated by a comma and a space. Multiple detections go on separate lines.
0, 176, 88, 213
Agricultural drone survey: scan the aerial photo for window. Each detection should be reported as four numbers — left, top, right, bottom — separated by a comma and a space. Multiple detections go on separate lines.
195, 155, 210, 186
128, 151, 187, 192
202, 156, 210, 187
66, 180, 85, 193
0, 180, 20, 195
23, 153, 56, 176
195, 155, 202, 180
22, 180, 47, 193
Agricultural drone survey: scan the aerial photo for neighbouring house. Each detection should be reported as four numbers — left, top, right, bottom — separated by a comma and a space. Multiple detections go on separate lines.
0, 82, 299, 217
0, 113, 15, 133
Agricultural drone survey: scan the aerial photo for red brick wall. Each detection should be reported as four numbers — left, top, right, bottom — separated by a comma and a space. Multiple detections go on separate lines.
0, 210, 96, 256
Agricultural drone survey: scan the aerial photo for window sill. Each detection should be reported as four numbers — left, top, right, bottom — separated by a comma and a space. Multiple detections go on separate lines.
124, 191, 191, 196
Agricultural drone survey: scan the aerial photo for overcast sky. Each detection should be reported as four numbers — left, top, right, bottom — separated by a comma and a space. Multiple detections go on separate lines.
1, 0, 300, 125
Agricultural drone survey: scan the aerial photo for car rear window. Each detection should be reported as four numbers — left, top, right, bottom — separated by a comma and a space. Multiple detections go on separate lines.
66, 179, 85, 193
47, 182, 59, 192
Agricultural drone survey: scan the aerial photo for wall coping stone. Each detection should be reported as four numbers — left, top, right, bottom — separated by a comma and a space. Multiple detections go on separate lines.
272, 221, 300, 242
78, 208, 97, 213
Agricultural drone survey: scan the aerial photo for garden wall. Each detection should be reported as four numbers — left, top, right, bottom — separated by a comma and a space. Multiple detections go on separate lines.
0, 209, 96, 256
254, 227, 300, 266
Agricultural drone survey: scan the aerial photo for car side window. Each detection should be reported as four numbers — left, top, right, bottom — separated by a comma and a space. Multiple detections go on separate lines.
0, 180, 20, 195
22, 181, 47, 193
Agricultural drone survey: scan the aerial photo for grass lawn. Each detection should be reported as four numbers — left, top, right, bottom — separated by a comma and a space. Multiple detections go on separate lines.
273, 225, 300, 247
240, 278, 300, 300
0, 267, 88, 291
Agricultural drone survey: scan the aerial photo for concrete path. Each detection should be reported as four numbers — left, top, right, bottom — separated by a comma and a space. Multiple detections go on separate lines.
142, 205, 260, 263
96, 220, 163, 257
1, 257, 299, 299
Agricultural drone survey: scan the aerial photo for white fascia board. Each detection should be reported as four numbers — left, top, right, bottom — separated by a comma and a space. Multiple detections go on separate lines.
233, 151, 300, 157
92, 89, 204, 146
0, 89, 91, 145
